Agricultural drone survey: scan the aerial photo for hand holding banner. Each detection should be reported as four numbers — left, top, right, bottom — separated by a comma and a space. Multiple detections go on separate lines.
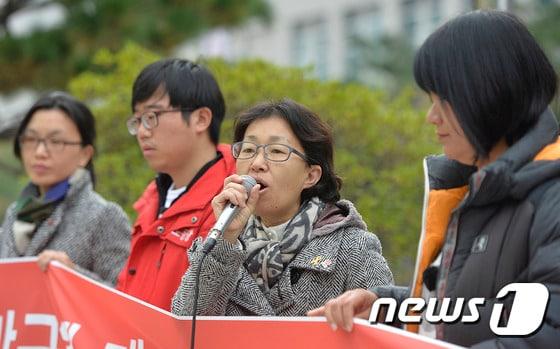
0, 259, 461, 348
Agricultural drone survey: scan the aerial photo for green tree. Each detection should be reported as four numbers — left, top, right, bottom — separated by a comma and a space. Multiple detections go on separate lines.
0, 0, 269, 92
0, 139, 23, 221
70, 43, 439, 283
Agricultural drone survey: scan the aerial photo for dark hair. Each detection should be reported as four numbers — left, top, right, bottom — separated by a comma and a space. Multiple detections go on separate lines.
14, 91, 97, 185
414, 10, 558, 159
234, 99, 342, 204
131, 58, 225, 145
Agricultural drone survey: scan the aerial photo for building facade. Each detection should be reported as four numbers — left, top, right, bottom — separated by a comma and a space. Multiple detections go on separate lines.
176, 0, 472, 84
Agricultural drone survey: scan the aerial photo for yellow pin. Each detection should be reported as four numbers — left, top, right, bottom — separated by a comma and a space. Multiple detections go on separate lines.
310, 256, 322, 266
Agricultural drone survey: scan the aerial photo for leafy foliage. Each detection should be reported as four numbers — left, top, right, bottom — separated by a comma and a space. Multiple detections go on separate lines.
69, 44, 160, 209
69, 43, 439, 283
0, 139, 23, 221
0, 0, 269, 92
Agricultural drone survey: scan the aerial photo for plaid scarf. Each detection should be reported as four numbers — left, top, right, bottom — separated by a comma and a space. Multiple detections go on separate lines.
12, 179, 70, 255
242, 197, 325, 293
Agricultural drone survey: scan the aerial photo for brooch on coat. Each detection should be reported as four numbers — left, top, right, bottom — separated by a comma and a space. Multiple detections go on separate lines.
311, 256, 333, 269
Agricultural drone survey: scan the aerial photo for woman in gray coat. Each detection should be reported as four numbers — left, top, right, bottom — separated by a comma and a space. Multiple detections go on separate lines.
0, 92, 130, 285
172, 99, 393, 316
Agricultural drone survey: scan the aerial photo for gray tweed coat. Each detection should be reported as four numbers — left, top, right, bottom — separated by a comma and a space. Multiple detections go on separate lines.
172, 200, 393, 316
0, 170, 131, 285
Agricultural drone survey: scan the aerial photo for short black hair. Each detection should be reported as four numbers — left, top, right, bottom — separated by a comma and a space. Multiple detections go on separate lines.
14, 91, 97, 185
131, 58, 225, 145
414, 10, 558, 158
234, 99, 342, 204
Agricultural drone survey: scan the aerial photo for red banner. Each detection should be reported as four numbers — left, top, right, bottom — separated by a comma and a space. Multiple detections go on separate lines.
0, 259, 462, 348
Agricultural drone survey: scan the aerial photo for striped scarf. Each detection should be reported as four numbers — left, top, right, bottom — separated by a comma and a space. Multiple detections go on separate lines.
242, 197, 324, 293
12, 178, 70, 255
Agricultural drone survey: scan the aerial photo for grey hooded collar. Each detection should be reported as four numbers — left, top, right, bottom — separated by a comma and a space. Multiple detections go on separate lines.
312, 199, 367, 237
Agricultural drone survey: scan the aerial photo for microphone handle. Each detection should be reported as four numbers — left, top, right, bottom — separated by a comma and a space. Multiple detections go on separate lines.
202, 202, 240, 254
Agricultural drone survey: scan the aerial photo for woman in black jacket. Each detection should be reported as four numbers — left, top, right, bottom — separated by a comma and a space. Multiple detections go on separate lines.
310, 10, 560, 349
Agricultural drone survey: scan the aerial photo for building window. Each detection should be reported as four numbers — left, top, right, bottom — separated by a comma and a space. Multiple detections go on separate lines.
291, 19, 328, 79
344, 7, 383, 83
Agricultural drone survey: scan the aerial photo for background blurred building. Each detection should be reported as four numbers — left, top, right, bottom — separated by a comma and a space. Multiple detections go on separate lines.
176, 0, 472, 86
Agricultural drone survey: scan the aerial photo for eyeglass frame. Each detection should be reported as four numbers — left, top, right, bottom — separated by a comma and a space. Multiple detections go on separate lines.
18, 134, 83, 153
231, 141, 308, 163
126, 108, 194, 135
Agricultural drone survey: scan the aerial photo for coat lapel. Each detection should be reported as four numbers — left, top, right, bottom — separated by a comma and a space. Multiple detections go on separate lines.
228, 270, 275, 315
272, 233, 343, 312
288, 232, 341, 273
229, 231, 344, 315
0, 207, 18, 257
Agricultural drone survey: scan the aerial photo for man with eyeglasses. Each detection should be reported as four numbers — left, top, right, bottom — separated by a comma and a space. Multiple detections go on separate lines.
116, 58, 236, 311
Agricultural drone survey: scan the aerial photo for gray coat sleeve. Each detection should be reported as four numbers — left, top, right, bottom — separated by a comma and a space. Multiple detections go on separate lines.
471, 184, 560, 349
0, 203, 17, 256
73, 202, 130, 286
171, 237, 247, 316
345, 231, 394, 290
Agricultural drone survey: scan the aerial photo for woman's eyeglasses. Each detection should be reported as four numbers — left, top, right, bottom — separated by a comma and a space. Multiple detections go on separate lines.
232, 141, 307, 162
19, 135, 82, 153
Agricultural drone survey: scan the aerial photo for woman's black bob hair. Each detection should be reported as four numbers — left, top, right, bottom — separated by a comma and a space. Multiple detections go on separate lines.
414, 10, 557, 159
233, 99, 342, 204
14, 91, 97, 185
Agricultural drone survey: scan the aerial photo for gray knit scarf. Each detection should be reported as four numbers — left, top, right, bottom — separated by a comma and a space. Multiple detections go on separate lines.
242, 197, 325, 293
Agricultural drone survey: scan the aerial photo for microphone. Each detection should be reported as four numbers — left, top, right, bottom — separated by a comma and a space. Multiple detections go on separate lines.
202, 175, 257, 254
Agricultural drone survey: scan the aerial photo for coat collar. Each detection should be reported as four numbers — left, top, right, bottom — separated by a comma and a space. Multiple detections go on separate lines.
133, 144, 235, 227
23, 169, 93, 256
312, 199, 367, 236
466, 109, 559, 206
229, 230, 347, 315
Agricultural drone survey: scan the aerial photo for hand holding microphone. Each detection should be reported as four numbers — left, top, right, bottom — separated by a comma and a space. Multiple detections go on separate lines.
203, 175, 260, 253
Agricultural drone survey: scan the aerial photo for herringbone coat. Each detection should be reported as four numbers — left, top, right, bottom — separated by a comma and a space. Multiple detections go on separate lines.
172, 200, 393, 316
0, 170, 131, 285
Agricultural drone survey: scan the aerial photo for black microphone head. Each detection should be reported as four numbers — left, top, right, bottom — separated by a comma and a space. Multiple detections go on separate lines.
240, 175, 257, 193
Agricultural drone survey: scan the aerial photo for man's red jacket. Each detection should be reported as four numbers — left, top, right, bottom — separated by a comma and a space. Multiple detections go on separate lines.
116, 144, 236, 310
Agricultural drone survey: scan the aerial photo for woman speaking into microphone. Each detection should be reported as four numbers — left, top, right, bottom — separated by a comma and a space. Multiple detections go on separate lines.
172, 99, 393, 316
